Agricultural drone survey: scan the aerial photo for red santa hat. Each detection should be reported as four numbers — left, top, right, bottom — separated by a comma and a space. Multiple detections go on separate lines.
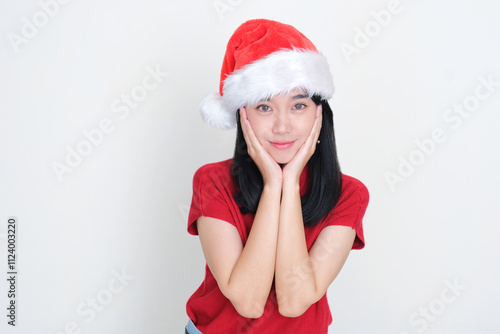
200, 19, 334, 130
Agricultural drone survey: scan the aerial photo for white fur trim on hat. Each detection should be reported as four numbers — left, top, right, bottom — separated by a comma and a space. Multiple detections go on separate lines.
200, 93, 236, 130
200, 49, 334, 130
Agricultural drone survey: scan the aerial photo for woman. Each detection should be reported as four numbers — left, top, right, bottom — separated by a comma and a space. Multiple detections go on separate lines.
186, 19, 369, 334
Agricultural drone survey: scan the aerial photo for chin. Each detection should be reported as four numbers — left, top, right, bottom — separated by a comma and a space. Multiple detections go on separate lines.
269, 146, 298, 165
272, 155, 293, 165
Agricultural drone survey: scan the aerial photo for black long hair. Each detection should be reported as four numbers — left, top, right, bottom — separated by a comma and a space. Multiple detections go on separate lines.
232, 95, 342, 227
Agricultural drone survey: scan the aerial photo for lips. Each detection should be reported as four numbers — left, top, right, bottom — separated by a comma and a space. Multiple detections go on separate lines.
270, 141, 294, 149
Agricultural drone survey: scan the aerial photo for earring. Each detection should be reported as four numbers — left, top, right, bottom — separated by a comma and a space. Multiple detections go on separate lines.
317, 140, 320, 144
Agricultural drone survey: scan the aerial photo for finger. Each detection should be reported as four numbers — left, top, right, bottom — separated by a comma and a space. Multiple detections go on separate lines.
312, 105, 322, 143
316, 103, 322, 119
240, 107, 264, 155
305, 109, 322, 149
243, 116, 261, 152
295, 109, 321, 160
239, 108, 254, 150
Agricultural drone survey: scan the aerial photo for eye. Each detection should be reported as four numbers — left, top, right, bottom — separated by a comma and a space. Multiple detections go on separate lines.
257, 104, 271, 112
293, 103, 306, 110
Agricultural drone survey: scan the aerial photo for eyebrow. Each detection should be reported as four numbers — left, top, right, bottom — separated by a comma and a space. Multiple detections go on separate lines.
258, 93, 309, 103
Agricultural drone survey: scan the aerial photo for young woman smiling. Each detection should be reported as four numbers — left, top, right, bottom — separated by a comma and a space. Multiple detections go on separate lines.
185, 19, 369, 334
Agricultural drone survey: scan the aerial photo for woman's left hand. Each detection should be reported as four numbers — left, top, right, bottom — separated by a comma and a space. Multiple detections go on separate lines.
282, 104, 322, 185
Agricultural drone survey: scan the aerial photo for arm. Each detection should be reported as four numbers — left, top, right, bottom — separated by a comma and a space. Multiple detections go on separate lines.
275, 189, 356, 317
197, 182, 281, 318
197, 108, 283, 318
275, 105, 356, 317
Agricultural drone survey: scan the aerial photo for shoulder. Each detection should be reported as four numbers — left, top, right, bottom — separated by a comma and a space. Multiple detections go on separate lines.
322, 174, 369, 249
335, 174, 370, 214
340, 174, 369, 200
194, 159, 233, 176
188, 159, 237, 235
193, 159, 234, 186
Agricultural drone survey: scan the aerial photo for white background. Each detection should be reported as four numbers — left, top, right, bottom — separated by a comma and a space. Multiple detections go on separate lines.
1, 0, 499, 333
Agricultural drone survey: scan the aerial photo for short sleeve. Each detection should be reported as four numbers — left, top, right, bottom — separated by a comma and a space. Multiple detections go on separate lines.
325, 175, 369, 249
187, 163, 237, 235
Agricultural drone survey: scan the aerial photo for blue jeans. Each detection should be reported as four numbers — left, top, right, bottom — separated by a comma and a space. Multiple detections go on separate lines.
185, 319, 203, 334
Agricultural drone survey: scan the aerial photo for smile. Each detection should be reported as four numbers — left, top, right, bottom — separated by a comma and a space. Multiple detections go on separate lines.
270, 141, 294, 149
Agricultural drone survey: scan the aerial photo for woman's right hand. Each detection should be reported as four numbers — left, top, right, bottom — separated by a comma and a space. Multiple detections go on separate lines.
240, 107, 283, 188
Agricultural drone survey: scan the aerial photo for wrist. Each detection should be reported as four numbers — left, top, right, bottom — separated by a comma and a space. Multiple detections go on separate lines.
263, 180, 282, 194
282, 177, 300, 193
282, 163, 304, 187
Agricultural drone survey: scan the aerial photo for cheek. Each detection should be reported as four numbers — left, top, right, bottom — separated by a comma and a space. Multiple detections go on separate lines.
250, 128, 265, 144
297, 115, 316, 139
248, 116, 265, 143
246, 115, 269, 140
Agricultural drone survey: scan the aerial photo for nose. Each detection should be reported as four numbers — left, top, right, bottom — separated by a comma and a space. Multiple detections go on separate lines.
272, 110, 291, 135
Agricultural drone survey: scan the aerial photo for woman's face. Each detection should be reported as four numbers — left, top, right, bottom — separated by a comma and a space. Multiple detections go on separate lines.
245, 88, 320, 164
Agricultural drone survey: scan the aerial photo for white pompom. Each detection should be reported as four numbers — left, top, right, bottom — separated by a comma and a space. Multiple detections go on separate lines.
199, 93, 236, 130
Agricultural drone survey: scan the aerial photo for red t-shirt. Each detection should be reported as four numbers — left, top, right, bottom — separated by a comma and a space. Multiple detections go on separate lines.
186, 159, 369, 334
